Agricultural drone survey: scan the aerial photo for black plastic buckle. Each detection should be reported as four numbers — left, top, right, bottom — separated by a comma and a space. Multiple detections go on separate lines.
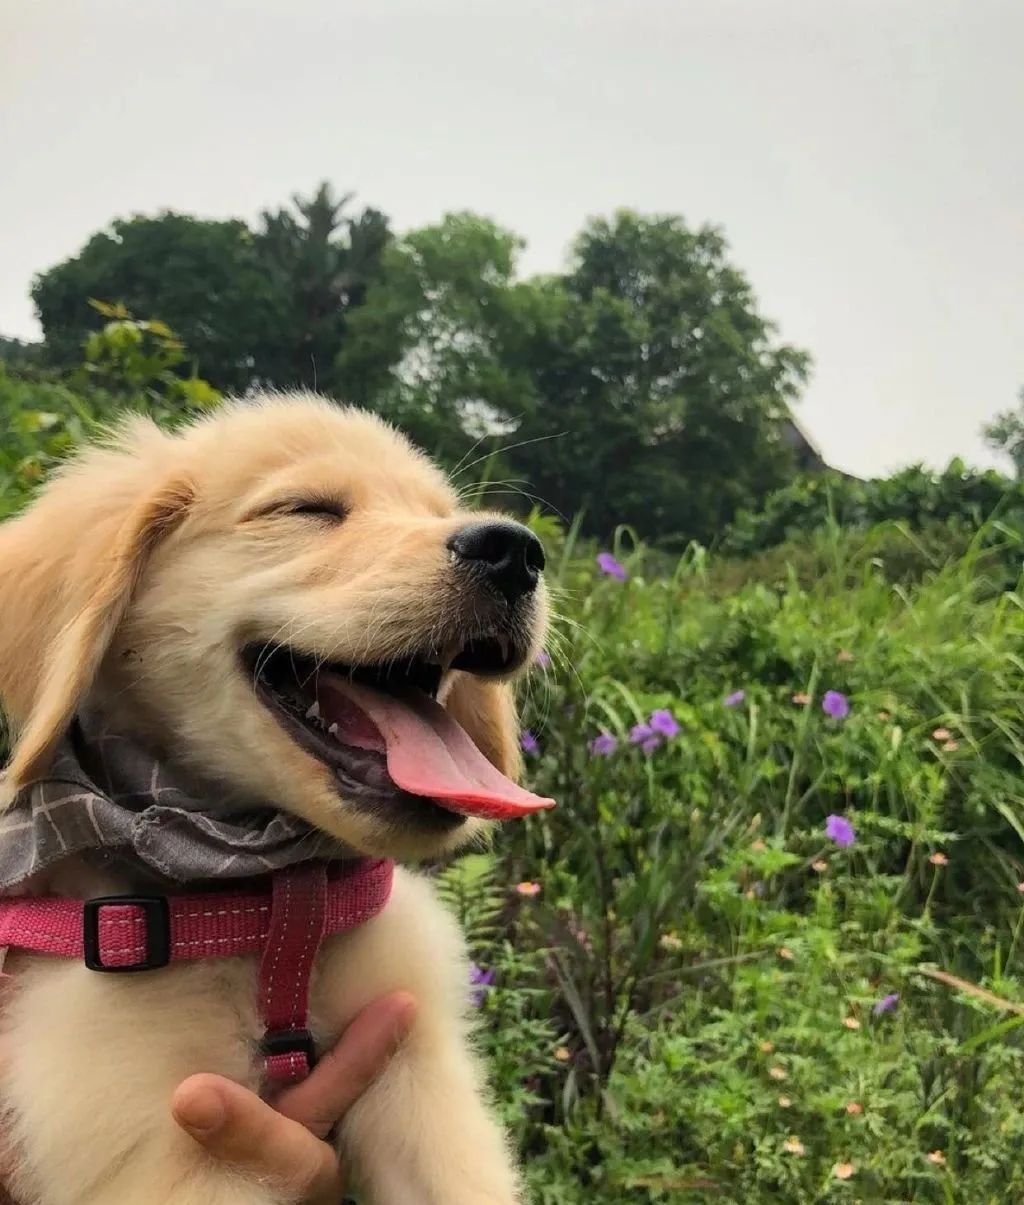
261, 1028, 317, 1069
83, 895, 171, 973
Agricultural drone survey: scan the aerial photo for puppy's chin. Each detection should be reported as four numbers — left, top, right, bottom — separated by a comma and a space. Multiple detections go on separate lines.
190, 730, 491, 864
302, 770, 491, 862
222, 703, 492, 861
279, 754, 488, 862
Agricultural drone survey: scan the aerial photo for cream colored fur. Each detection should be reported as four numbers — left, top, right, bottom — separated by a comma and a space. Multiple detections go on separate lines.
0, 395, 546, 1205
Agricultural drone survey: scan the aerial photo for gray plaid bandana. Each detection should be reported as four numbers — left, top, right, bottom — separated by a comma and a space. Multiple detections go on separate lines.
0, 712, 354, 890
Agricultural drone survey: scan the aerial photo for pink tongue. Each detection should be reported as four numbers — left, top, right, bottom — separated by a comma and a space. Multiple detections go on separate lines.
315, 676, 556, 821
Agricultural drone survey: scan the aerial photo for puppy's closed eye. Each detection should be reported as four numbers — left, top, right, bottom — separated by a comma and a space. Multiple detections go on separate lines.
285, 499, 347, 523
252, 497, 348, 524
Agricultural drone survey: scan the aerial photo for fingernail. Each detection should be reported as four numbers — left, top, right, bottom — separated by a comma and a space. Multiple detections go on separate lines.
175, 1090, 226, 1137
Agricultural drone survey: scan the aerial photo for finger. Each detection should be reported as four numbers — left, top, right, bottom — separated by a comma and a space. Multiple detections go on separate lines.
172, 1074, 340, 1202
275, 991, 417, 1138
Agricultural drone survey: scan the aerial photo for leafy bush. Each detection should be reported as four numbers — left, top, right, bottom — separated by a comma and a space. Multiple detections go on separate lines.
462, 522, 1024, 1201
0, 305, 219, 520
724, 464, 1024, 557
707, 517, 1024, 598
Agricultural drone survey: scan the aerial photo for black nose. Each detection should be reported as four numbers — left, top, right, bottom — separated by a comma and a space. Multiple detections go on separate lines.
447, 521, 545, 603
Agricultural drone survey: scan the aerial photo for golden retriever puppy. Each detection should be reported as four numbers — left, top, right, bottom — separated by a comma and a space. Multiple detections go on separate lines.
0, 394, 552, 1205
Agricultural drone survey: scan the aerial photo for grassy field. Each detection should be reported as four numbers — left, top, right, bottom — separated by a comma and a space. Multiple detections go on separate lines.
451, 518, 1024, 1203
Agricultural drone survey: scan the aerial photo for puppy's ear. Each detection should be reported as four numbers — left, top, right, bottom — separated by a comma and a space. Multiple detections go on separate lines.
443, 673, 522, 781
0, 422, 191, 801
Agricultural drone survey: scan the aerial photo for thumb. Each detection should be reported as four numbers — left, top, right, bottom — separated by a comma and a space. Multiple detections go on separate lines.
172, 1075, 342, 1203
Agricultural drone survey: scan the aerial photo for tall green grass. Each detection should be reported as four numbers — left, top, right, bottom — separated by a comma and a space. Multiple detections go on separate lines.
450, 519, 1024, 1203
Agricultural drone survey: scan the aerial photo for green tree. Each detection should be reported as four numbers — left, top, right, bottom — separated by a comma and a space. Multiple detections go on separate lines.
509, 212, 810, 543
30, 186, 390, 395
32, 213, 275, 392
341, 209, 810, 543
0, 335, 43, 370
336, 212, 533, 461
253, 183, 390, 389
983, 388, 1024, 479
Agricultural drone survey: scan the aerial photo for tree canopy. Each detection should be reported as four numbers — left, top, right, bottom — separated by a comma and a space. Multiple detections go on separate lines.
25, 185, 814, 544
983, 387, 1024, 480
32, 212, 274, 393
339, 210, 809, 542
32, 184, 390, 395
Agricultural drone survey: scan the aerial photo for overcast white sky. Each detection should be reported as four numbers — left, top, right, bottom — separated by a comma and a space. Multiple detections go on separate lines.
2, 0, 1021, 477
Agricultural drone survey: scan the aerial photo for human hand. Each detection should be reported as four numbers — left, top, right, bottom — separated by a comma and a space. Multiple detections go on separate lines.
171, 992, 416, 1205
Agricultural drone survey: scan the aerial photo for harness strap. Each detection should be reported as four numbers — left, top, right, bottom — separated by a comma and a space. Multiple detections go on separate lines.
259, 863, 327, 1085
0, 859, 394, 1087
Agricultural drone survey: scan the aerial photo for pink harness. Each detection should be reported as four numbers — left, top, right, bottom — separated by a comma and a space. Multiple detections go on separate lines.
0, 859, 394, 1087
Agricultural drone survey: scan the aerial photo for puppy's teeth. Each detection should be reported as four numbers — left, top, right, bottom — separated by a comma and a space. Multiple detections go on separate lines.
305, 701, 320, 720
328, 723, 339, 738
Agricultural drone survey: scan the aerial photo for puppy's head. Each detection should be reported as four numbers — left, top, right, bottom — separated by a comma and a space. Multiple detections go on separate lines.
0, 395, 552, 860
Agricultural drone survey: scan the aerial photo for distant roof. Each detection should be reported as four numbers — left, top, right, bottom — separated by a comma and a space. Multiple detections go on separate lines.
782, 413, 827, 472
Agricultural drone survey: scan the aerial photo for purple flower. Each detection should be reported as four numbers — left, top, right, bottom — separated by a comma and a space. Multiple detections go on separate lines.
724, 690, 746, 707
535, 650, 552, 669
589, 732, 618, 756
649, 709, 681, 739
825, 814, 856, 848
822, 690, 850, 720
520, 730, 540, 757
873, 992, 900, 1016
469, 964, 496, 1007
597, 552, 627, 582
641, 735, 662, 754
630, 722, 654, 745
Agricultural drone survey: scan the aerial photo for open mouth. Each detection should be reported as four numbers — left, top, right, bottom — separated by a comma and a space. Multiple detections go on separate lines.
242, 642, 555, 828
